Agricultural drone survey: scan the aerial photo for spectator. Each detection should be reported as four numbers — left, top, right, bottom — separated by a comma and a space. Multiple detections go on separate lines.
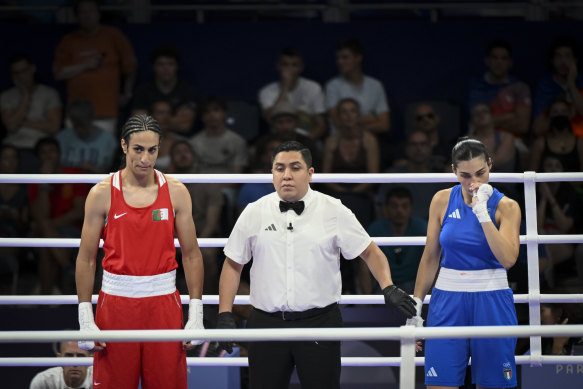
189, 96, 248, 175
29, 137, 88, 294
29, 340, 93, 389
377, 130, 448, 220
322, 98, 379, 225
532, 36, 583, 138
529, 109, 583, 172
189, 96, 248, 232
132, 45, 196, 135
262, 100, 322, 170
325, 38, 389, 135
0, 145, 28, 294
468, 39, 532, 137
517, 300, 583, 356
539, 303, 575, 355
537, 155, 581, 288
56, 99, 117, 173
236, 134, 280, 215
150, 100, 186, 172
1, 54, 62, 172
53, 0, 137, 134
169, 140, 223, 295
322, 98, 379, 294
258, 47, 327, 140
365, 187, 427, 295
408, 102, 452, 171
468, 103, 516, 172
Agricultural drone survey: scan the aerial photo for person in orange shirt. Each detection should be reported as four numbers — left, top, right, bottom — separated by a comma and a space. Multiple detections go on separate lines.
53, 0, 137, 134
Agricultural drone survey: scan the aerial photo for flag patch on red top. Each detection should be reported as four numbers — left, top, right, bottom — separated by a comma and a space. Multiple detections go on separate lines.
152, 208, 169, 221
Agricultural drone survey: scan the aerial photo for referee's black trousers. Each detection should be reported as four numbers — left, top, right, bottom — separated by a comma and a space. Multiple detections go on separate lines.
246, 304, 342, 389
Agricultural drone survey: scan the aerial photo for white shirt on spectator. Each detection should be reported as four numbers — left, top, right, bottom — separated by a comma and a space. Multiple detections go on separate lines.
188, 128, 248, 174
258, 77, 326, 115
224, 187, 371, 312
30, 366, 93, 389
324, 75, 389, 133
0, 84, 61, 149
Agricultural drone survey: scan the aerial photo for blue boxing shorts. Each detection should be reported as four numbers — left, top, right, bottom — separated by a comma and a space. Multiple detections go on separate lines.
424, 280, 517, 388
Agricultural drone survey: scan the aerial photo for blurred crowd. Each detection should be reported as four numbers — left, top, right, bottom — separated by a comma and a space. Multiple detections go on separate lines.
0, 0, 582, 318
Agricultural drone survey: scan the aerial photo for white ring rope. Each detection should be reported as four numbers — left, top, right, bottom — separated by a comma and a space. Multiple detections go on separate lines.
2, 234, 583, 248
2, 171, 583, 388
1, 171, 582, 184
2, 326, 583, 343
2, 293, 583, 305
2, 355, 583, 367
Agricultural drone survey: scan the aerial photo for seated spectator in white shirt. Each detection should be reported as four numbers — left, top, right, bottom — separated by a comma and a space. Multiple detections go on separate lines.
325, 38, 389, 135
1, 53, 62, 172
29, 340, 93, 389
258, 47, 327, 140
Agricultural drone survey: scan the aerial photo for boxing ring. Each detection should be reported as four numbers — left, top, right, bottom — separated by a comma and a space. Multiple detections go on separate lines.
1, 171, 583, 388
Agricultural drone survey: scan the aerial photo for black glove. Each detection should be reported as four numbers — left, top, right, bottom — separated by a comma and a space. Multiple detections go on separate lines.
216, 312, 237, 354
383, 285, 416, 319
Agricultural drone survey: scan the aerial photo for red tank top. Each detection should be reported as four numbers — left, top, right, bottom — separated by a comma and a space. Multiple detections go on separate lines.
102, 170, 177, 275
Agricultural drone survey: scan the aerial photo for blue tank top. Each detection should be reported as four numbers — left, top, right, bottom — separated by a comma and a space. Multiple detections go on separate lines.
439, 184, 504, 270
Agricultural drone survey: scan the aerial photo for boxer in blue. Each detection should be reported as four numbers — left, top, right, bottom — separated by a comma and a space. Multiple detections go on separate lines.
409, 137, 521, 388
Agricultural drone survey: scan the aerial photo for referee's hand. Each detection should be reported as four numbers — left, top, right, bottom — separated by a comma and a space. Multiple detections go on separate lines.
216, 312, 237, 354
382, 285, 417, 318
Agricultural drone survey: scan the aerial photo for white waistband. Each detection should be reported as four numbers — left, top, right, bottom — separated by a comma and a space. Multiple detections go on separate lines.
102, 269, 176, 298
435, 268, 509, 292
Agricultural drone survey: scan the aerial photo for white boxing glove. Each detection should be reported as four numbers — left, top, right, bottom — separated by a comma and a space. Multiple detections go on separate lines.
405, 297, 424, 327
184, 298, 204, 346
78, 302, 100, 351
472, 184, 493, 223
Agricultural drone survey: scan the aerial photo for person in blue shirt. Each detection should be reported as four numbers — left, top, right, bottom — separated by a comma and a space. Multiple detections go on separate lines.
366, 186, 427, 295
410, 137, 521, 389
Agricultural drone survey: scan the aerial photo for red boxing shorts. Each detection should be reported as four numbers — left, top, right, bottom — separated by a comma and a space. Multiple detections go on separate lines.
92, 289, 187, 389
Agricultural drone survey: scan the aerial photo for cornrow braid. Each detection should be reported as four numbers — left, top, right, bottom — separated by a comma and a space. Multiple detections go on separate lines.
121, 114, 162, 142
119, 114, 162, 168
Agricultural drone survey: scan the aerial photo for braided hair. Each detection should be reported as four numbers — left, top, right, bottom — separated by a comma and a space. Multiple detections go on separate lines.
120, 114, 162, 168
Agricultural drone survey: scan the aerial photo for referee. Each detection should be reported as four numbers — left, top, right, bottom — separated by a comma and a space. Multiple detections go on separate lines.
217, 140, 416, 389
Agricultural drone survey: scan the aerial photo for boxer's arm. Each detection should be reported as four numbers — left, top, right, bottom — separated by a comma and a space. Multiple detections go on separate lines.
76, 181, 108, 303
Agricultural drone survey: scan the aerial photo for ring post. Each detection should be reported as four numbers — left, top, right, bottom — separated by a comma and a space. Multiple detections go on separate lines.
400, 325, 416, 389
524, 171, 542, 366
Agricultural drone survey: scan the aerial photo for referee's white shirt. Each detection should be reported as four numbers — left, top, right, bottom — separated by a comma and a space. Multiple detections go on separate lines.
224, 187, 371, 312
29, 366, 93, 389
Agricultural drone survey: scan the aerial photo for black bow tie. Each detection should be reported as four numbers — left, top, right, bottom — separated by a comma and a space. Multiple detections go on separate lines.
279, 200, 305, 215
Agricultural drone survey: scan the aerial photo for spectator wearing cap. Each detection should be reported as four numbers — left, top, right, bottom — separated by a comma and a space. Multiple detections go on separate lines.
260, 100, 322, 170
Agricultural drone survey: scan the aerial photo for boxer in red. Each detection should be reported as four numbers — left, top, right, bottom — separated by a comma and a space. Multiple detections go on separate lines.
75, 114, 205, 389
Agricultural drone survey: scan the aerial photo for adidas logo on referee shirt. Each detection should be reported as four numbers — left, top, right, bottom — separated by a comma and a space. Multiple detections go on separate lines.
448, 208, 461, 219
265, 224, 277, 231
426, 367, 438, 377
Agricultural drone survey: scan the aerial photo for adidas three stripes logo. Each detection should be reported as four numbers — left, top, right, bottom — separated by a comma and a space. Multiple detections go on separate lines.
448, 208, 461, 219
